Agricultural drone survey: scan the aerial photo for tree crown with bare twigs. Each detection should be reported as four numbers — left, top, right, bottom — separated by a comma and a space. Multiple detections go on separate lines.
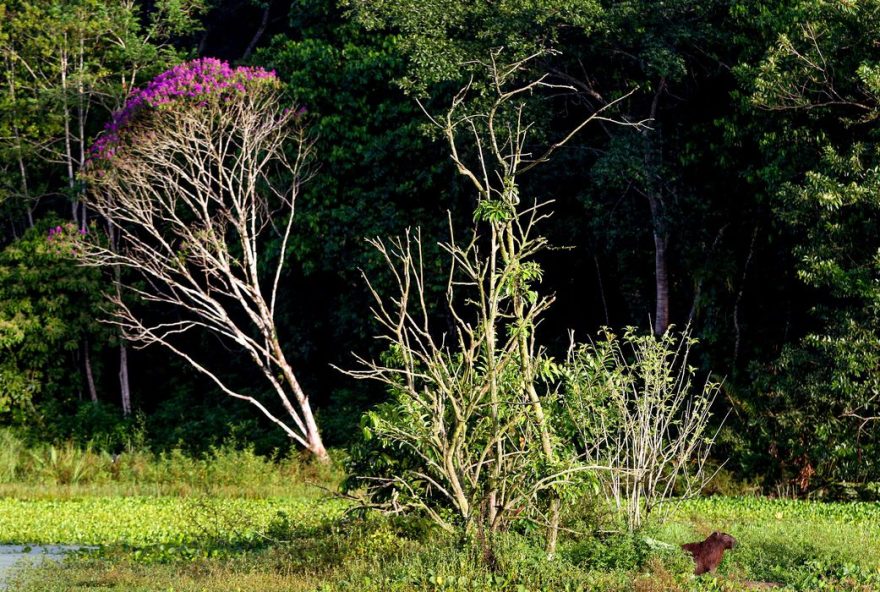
77, 58, 329, 459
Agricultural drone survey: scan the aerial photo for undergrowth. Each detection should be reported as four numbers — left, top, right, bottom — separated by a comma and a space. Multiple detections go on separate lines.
0, 428, 341, 497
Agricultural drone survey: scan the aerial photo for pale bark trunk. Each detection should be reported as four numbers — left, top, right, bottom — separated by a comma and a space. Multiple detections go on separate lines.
6, 56, 34, 227
273, 345, 327, 461
60, 42, 78, 226
640, 187, 669, 336
108, 223, 132, 415
644, 79, 669, 337
76, 37, 86, 230
119, 342, 131, 415
651, 210, 670, 336
84, 340, 98, 403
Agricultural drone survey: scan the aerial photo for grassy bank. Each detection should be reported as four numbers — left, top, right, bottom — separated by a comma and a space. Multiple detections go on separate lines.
1, 432, 878, 591
3, 494, 879, 591
0, 429, 338, 498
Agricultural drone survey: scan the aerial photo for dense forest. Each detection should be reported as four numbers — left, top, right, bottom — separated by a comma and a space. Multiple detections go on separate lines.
1, 0, 878, 497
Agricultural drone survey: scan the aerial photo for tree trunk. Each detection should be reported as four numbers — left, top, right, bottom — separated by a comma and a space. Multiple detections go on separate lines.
76, 36, 87, 231
642, 186, 669, 335
273, 345, 328, 461
643, 78, 669, 337
6, 56, 34, 227
59, 42, 78, 226
651, 214, 669, 336
507, 223, 559, 555
486, 223, 502, 530
241, 3, 271, 61
300, 396, 328, 461
107, 222, 132, 415
84, 340, 98, 403
119, 341, 131, 415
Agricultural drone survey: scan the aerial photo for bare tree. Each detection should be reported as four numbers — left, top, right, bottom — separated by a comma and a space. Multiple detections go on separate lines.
344, 50, 640, 553
79, 63, 328, 460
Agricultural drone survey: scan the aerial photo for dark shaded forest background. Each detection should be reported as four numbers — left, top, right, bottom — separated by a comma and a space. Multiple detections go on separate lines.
1, 0, 878, 497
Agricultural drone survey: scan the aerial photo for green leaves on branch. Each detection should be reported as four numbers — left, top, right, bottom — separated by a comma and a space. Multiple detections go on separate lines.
342, 0, 602, 94
0, 221, 107, 415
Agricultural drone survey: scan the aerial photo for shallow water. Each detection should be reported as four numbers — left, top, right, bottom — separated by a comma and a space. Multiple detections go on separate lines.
0, 546, 85, 590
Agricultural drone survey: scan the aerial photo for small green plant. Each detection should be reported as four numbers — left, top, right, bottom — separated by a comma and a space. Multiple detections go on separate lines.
0, 428, 25, 481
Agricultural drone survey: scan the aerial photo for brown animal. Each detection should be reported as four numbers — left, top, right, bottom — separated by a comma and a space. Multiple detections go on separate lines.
681, 531, 737, 575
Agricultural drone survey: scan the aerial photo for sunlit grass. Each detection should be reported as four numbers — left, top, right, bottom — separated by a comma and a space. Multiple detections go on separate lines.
2, 431, 877, 592
4, 495, 880, 591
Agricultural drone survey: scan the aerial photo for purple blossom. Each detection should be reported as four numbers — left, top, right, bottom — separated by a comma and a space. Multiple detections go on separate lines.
47, 222, 87, 246
86, 58, 286, 165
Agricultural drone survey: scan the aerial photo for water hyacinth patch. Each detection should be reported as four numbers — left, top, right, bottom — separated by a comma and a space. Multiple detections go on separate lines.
87, 58, 283, 164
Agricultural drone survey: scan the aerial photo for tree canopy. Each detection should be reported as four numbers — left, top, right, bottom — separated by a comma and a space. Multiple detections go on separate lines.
0, 0, 878, 492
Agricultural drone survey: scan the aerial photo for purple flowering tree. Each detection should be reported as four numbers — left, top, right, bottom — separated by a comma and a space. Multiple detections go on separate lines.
79, 58, 328, 460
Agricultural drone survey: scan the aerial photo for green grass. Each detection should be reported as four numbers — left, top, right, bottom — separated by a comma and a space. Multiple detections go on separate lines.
659, 497, 880, 589
1, 433, 876, 591
0, 429, 341, 498
4, 495, 880, 592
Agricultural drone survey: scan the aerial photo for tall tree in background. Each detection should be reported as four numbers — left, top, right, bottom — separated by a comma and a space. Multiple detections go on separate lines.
574, 0, 730, 336
0, 0, 208, 416
737, 0, 880, 488
344, 0, 740, 337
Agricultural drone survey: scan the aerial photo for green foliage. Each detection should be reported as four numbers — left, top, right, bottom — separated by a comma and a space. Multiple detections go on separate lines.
744, 316, 880, 490
343, 0, 603, 94
257, 2, 449, 280
563, 327, 721, 531
0, 429, 344, 496
0, 495, 346, 552
37, 401, 140, 451
734, 0, 880, 489
658, 496, 880, 587
0, 0, 199, 231
3, 0, 880, 506
0, 427, 25, 481
0, 221, 106, 415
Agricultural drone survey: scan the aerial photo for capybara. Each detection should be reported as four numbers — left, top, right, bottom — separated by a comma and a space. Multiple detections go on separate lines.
681, 531, 737, 575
